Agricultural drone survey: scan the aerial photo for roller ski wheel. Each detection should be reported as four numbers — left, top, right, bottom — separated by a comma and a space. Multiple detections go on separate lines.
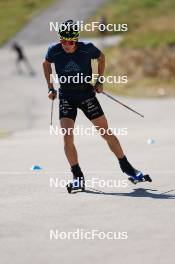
66, 177, 85, 193
128, 172, 152, 185
66, 182, 73, 193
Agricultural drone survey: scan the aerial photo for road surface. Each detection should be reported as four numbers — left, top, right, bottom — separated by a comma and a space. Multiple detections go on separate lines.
0, 0, 175, 263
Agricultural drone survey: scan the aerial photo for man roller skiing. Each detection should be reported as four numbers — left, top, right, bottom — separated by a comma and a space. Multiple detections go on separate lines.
43, 20, 152, 192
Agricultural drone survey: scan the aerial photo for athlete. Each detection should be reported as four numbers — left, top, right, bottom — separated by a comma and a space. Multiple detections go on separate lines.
43, 20, 151, 191
12, 41, 35, 75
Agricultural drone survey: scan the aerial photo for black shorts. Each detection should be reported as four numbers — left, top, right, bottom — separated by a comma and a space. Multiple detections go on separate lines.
59, 95, 104, 121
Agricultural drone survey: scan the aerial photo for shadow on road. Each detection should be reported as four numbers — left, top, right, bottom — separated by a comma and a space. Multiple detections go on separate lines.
84, 188, 175, 199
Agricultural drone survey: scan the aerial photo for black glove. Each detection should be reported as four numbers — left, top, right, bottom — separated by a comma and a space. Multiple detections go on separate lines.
94, 79, 103, 93
48, 88, 57, 100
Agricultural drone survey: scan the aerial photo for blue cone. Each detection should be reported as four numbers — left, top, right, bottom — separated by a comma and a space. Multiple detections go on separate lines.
147, 138, 155, 145
31, 165, 42, 170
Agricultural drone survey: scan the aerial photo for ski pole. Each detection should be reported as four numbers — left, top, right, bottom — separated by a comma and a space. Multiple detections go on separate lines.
102, 91, 144, 118
50, 100, 54, 126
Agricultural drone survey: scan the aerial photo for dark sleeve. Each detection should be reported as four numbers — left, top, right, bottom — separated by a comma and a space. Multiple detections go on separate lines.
45, 45, 55, 63
88, 43, 101, 59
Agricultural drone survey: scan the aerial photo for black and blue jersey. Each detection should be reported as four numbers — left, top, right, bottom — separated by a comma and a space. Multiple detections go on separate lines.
45, 41, 101, 89
45, 42, 104, 120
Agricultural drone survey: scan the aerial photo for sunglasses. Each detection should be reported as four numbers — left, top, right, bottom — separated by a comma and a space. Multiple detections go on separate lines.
60, 39, 76, 46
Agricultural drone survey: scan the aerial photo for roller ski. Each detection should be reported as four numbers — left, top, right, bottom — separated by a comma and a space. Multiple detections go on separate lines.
66, 164, 85, 193
66, 176, 85, 193
128, 171, 152, 185
119, 156, 152, 185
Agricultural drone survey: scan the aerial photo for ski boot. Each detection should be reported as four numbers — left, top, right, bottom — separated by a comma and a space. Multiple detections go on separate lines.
66, 164, 85, 193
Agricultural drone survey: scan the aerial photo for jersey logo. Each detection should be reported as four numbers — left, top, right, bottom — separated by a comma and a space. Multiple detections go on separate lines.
63, 59, 81, 72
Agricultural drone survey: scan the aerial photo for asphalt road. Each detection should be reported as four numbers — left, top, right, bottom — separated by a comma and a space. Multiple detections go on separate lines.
0, 0, 175, 263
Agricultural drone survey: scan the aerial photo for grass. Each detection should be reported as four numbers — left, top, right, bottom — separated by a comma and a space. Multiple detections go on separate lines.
104, 77, 175, 98
92, 53, 175, 98
0, 0, 56, 46
89, 0, 175, 97
83, 0, 175, 48
0, 131, 12, 139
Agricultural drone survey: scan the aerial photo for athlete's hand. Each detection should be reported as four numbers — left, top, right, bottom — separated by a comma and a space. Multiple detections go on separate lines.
94, 83, 103, 93
48, 88, 57, 100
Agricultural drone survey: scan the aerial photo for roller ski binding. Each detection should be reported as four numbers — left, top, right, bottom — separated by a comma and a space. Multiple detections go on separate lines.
66, 175, 85, 193
128, 171, 152, 185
